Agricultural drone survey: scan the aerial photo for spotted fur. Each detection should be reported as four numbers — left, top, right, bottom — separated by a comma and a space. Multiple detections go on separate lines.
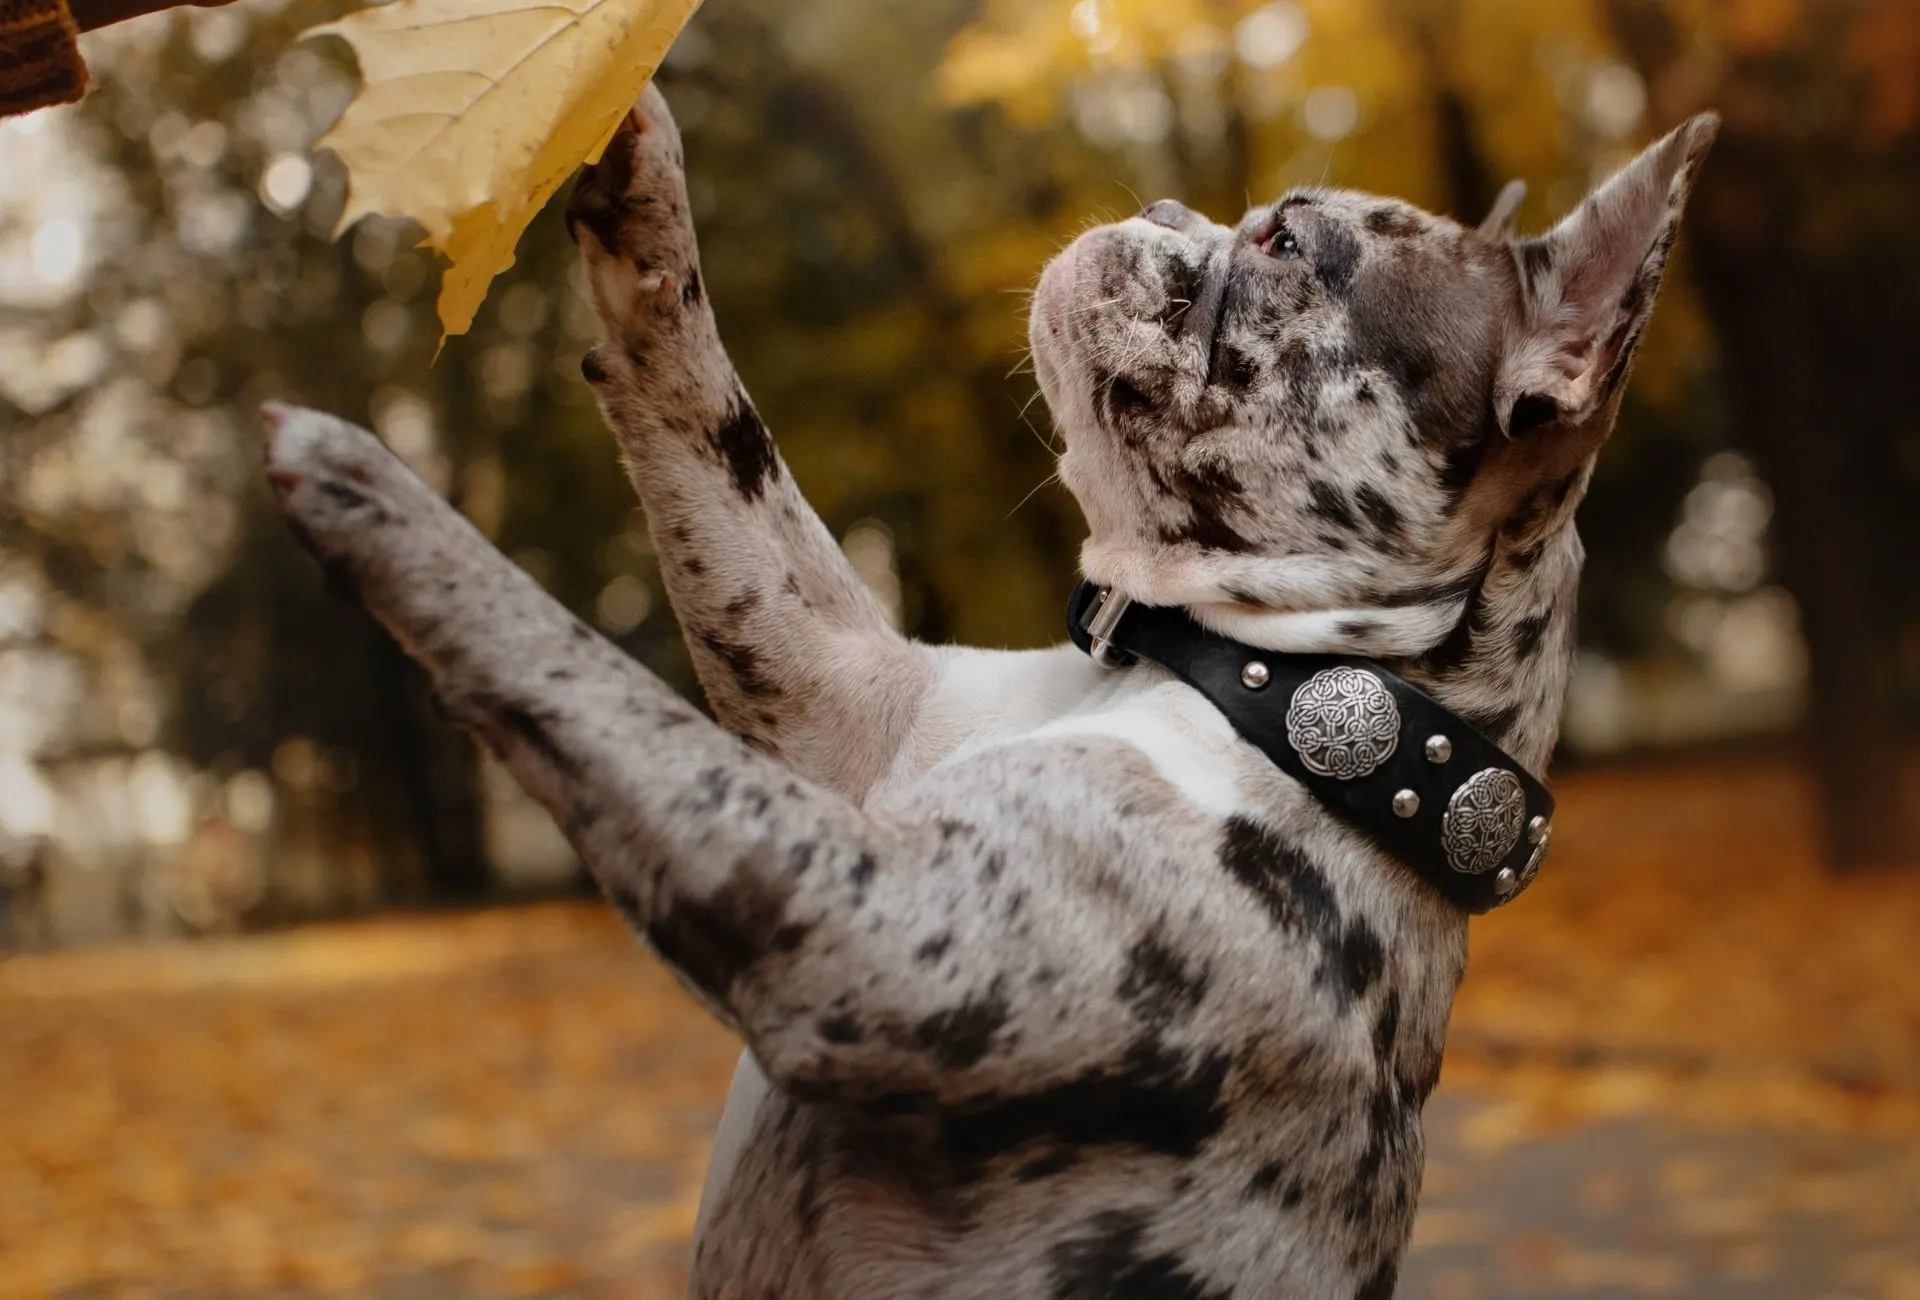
267, 88, 1715, 1300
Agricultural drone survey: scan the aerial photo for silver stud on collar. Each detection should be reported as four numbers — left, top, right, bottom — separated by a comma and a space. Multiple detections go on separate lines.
1494, 866, 1520, 897
1241, 661, 1271, 691
1528, 814, 1551, 844
1425, 734, 1453, 764
1392, 789, 1420, 819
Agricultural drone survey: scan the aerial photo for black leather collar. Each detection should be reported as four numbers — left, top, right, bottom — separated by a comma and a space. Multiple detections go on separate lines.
1067, 581, 1553, 914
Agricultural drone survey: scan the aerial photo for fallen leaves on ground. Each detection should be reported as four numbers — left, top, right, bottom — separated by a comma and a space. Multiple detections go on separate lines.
3, 755, 1919, 1297
308, 0, 703, 340
1447, 750, 1920, 1143
0, 905, 737, 1298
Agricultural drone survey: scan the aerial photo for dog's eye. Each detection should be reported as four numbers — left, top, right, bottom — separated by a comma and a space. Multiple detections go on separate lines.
1264, 219, 1303, 260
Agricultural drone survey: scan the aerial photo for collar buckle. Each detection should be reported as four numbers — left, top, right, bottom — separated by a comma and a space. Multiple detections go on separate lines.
1080, 586, 1135, 668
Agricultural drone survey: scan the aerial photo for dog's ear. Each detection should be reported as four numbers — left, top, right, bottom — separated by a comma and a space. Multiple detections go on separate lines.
1493, 113, 1719, 437
1478, 179, 1526, 240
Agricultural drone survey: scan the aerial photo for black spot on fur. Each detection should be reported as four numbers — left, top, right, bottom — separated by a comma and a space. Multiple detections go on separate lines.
1338, 1042, 1426, 1233
1353, 484, 1404, 538
1048, 1210, 1230, 1300
710, 398, 779, 501
978, 852, 1006, 886
847, 852, 877, 897
1316, 221, 1362, 296
1376, 339, 1436, 407
1219, 817, 1341, 953
681, 267, 703, 304
1355, 1258, 1400, 1300
916, 985, 1012, 1071
1437, 436, 1488, 500
1306, 480, 1357, 529
1361, 568, 1486, 610
914, 931, 954, 965
938, 1038, 1231, 1172
1159, 511, 1254, 554
1117, 931, 1210, 1024
1365, 205, 1423, 239
473, 697, 581, 782
1156, 458, 1254, 553
1219, 347, 1260, 391
818, 1012, 864, 1045
1222, 819, 1383, 1011
698, 633, 780, 699
1400, 1036, 1445, 1109
1372, 990, 1402, 1062
1512, 613, 1552, 660
1465, 702, 1522, 745
1419, 567, 1490, 675
1016, 1147, 1082, 1182
1520, 238, 1554, 286
647, 873, 795, 999
579, 350, 609, 384
1331, 918, 1386, 1005
1248, 1159, 1288, 1197
319, 480, 370, 511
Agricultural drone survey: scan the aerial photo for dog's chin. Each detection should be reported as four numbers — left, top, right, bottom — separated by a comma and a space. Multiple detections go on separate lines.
1076, 534, 1466, 660
1028, 246, 1084, 352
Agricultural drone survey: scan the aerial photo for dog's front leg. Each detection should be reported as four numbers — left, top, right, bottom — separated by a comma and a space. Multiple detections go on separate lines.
265, 406, 1179, 1106
568, 86, 930, 801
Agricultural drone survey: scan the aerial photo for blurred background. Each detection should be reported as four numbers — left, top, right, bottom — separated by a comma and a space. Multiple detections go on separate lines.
2, 0, 1918, 1296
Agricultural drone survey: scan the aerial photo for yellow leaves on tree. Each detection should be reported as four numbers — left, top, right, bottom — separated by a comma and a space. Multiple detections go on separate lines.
309, 0, 704, 342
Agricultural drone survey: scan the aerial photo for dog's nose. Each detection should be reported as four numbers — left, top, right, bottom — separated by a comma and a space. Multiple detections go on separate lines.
1138, 199, 1202, 233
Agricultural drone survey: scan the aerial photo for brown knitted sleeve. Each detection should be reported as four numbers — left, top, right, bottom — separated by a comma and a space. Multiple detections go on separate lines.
0, 0, 87, 118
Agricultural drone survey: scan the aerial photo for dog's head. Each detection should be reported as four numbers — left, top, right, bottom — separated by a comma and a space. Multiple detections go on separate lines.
1032, 115, 1718, 657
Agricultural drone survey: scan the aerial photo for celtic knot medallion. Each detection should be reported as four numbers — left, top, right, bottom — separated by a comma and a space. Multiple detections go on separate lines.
1285, 667, 1401, 780
1441, 768, 1527, 875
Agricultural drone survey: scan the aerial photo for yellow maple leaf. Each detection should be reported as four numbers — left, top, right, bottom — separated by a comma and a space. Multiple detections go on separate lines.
309, 0, 705, 341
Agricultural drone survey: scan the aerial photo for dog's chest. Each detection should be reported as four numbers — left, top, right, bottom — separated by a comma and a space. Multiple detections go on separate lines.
680, 649, 1463, 1299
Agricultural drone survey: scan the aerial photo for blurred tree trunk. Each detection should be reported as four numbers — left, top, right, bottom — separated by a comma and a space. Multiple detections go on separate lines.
758, 73, 1079, 629
1606, 0, 1920, 868
1394, 1, 1499, 224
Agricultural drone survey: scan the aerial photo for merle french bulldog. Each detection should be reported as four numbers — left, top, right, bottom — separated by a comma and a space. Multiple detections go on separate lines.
264, 84, 1716, 1300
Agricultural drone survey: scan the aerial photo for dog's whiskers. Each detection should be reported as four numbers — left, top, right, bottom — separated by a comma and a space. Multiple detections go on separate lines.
1007, 469, 1062, 519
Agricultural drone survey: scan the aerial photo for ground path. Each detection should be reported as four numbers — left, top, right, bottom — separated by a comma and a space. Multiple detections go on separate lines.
4, 756, 1919, 1298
